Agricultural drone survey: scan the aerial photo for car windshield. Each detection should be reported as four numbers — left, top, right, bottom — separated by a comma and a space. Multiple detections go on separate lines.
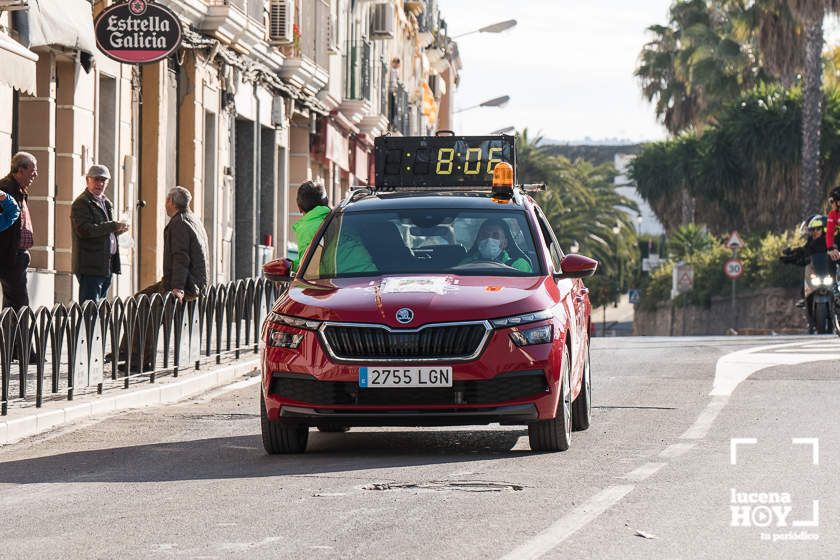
299, 208, 541, 280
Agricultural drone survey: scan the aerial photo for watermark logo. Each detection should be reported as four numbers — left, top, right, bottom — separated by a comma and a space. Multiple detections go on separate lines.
729, 437, 820, 542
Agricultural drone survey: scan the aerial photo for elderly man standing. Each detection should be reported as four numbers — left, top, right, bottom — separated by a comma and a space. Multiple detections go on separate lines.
0, 152, 38, 310
71, 164, 129, 304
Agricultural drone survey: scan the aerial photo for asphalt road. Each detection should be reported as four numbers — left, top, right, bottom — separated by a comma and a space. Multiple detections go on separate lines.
0, 335, 838, 559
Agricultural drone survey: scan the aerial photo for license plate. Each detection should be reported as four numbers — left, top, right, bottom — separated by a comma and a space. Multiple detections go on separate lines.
359, 366, 453, 388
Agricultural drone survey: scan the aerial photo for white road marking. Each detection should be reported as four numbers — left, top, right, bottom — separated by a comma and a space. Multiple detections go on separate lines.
680, 396, 729, 440
658, 442, 696, 459
711, 341, 840, 397
511, 435, 530, 451
623, 462, 666, 482
499, 338, 840, 560
498, 485, 635, 560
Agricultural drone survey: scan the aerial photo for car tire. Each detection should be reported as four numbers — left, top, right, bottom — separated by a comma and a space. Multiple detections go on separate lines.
317, 424, 350, 433
528, 344, 572, 452
261, 394, 309, 454
572, 346, 591, 432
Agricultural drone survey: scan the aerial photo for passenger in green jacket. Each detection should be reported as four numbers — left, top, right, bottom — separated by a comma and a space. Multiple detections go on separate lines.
460, 218, 533, 272
291, 181, 331, 271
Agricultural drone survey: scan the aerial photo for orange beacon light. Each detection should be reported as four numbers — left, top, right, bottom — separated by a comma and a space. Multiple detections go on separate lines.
491, 161, 514, 201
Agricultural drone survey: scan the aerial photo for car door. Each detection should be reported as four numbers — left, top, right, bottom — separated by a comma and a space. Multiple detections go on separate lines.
534, 208, 587, 382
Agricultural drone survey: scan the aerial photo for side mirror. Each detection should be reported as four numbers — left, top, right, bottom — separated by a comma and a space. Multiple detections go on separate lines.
263, 258, 293, 282
555, 254, 598, 279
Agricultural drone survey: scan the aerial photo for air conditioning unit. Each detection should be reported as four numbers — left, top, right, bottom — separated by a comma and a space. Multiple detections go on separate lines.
370, 3, 395, 39
0, 0, 29, 10
269, 0, 293, 45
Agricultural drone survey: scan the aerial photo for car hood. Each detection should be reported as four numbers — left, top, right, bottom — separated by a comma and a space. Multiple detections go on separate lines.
275, 274, 569, 328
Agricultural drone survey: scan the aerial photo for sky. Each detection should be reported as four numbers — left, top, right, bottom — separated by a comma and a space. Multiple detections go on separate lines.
437, 0, 682, 144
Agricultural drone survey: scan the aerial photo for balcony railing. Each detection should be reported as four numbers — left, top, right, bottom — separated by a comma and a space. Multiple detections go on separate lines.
343, 39, 372, 101
207, 0, 264, 25
0, 278, 282, 416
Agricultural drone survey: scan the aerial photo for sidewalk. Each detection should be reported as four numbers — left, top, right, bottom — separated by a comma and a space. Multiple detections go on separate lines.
0, 356, 260, 446
593, 294, 636, 336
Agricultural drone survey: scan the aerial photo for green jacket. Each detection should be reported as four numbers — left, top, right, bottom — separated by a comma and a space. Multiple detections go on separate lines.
461, 249, 532, 272
291, 205, 331, 271
319, 226, 377, 277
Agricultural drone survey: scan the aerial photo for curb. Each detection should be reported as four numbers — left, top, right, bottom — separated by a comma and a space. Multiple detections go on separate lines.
0, 359, 260, 446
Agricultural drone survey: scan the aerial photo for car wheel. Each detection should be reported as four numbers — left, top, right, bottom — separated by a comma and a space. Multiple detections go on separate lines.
528, 344, 572, 452
261, 394, 309, 454
572, 346, 591, 432
317, 424, 350, 433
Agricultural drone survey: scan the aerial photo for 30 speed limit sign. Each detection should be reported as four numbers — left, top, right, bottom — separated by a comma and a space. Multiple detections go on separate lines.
724, 258, 744, 279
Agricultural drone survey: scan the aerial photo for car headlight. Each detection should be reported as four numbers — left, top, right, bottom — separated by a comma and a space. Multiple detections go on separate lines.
266, 311, 321, 331
267, 328, 304, 349
822, 276, 834, 286
491, 309, 553, 328
510, 325, 554, 347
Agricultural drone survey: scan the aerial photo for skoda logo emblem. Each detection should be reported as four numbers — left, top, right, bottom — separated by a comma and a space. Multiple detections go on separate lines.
396, 308, 414, 324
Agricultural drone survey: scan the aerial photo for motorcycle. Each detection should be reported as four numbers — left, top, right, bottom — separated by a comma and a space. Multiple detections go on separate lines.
804, 252, 837, 334
780, 248, 839, 335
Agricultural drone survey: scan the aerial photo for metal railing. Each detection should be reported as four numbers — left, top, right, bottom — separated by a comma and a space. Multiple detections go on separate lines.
0, 278, 282, 416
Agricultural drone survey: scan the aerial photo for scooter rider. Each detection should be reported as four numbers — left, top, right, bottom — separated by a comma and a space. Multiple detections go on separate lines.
780, 215, 829, 333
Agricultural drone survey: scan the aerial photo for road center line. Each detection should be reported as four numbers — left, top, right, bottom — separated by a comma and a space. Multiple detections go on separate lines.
498, 485, 635, 560
623, 462, 666, 482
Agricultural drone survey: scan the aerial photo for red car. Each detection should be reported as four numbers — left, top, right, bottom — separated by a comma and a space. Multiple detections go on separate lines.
260, 135, 597, 453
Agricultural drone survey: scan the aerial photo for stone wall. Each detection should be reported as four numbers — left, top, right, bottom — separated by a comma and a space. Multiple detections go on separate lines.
633, 287, 807, 336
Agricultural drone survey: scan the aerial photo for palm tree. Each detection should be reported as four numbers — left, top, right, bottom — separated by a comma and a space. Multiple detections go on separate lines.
733, 0, 840, 215
636, 0, 761, 134
789, 0, 840, 216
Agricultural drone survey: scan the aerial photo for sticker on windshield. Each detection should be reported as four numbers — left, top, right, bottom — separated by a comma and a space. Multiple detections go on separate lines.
380, 277, 452, 294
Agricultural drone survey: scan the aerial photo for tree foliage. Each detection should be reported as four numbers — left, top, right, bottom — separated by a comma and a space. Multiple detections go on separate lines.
630, 85, 840, 234
515, 131, 640, 308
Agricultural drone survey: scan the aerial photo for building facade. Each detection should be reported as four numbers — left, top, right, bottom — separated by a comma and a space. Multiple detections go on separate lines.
0, 0, 460, 308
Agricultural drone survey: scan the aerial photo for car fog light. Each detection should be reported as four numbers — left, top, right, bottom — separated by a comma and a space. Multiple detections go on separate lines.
510, 324, 553, 347
268, 329, 304, 349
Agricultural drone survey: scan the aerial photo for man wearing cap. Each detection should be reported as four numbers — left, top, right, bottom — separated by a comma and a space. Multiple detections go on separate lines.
71, 164, 129, 303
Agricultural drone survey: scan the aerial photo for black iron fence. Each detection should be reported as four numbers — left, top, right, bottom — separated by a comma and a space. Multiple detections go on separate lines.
0, 278, 282, 416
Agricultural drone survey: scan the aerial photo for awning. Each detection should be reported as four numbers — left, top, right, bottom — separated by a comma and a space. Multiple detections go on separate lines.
325, 123, 350, 172
0, 33, 38, 95
15, 0, 97, 60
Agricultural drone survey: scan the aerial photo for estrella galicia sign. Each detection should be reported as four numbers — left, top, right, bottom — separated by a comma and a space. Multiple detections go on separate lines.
94, 0, 182, 64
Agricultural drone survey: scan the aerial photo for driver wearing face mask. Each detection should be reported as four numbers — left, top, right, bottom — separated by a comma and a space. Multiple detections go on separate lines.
460, 219, 532, 272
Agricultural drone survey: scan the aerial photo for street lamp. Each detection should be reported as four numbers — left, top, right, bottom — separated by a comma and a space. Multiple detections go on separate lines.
451, 19, 518, 39
489, 126, 515, 135
455, 95, 510, 113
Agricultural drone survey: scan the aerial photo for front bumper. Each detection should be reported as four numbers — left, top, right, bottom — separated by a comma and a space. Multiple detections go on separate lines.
277, 403, 539, 427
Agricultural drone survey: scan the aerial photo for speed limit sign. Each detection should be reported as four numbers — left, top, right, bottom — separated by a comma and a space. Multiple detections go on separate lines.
724, 258, 744, 279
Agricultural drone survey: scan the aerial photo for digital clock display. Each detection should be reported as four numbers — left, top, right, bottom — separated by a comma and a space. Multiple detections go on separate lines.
374, 135, 515, 189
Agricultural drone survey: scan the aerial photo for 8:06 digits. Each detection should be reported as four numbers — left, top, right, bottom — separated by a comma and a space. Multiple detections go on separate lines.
435, 147, 503, 175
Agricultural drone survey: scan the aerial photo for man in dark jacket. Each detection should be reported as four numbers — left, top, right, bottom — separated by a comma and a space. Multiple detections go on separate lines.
0, 152, 38, 310
139, 186, 209, 302
71, 164, 129, 303
124, 186, 209, 371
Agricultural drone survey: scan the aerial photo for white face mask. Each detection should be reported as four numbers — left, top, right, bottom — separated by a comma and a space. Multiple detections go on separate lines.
478, 237, 502, 260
